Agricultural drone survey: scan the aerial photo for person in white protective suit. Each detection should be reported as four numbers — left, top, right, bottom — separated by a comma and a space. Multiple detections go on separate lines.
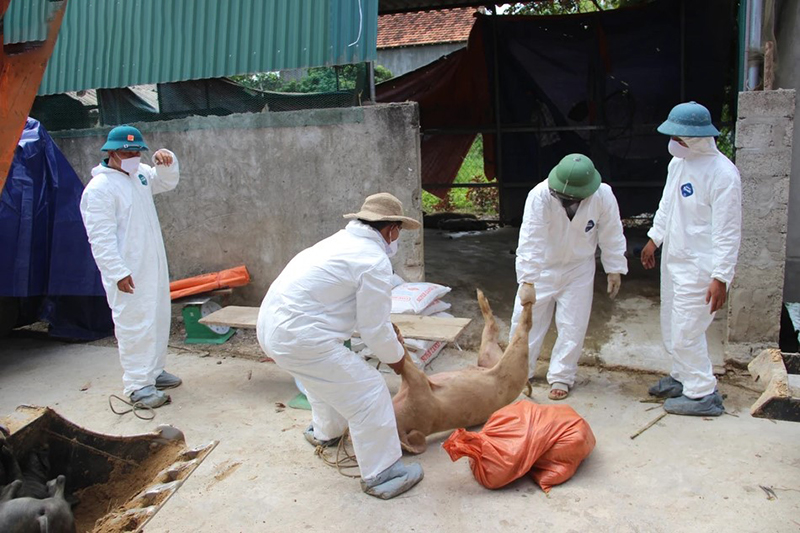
641, 101, 741, 417
257, 193, 424, 500
80, 125, 182, 409
510, 154, 627, 400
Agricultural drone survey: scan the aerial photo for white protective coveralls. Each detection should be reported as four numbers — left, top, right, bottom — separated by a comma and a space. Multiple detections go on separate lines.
648, 137, 741, 398
80, 153, 179, 396
511, 182, 627, 385
257, 220, 404, 481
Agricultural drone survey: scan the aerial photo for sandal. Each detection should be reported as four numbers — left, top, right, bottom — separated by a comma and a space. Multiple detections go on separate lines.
548, 382, 569, 401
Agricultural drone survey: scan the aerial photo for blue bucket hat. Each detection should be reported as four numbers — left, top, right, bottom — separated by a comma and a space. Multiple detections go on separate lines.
657, 101, 720, 138
101, 125, 149, 151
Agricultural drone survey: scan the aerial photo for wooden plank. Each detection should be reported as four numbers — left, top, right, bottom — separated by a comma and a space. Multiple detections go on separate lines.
389, 314, 471, 342
199, 306, 258, 329
199, 306, 471, 342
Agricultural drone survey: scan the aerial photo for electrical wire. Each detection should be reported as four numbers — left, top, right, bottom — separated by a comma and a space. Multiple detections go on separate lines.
348, 0, 363, 47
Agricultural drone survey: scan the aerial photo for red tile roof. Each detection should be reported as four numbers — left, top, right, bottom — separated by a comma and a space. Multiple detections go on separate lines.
377, 7, 477, 49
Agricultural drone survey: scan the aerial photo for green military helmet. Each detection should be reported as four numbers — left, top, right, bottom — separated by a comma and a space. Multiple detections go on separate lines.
657, 101, 720, 137
547, 153, 602, 200
101, 125, 149, 151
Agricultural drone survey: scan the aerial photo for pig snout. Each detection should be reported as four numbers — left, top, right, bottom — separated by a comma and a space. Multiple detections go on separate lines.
0, 475, 76, 533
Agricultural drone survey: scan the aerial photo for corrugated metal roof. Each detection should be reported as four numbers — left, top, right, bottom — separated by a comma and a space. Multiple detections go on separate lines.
4, 0, 53, 44
6, 0, 377, 95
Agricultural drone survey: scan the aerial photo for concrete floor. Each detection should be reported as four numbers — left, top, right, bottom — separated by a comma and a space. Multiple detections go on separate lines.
1, 336, 799, 533
0, 226, 796, 532
424, 226, 726, 374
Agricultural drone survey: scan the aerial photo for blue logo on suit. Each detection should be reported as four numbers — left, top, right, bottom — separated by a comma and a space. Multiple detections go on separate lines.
681, 183, 694, 197
585, 220, 595, 232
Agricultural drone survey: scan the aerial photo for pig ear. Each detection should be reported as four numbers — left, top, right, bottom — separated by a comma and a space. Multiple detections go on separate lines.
47, 475, 66, 498
401, 430, 428, 455
0, 480, 21, 502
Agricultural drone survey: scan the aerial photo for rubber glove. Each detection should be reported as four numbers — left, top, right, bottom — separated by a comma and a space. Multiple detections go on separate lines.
519, 282, 536, 306
607, 273, 621, 300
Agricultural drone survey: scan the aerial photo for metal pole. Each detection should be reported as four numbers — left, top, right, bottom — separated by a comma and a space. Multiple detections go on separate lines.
737, 0, 749, 92
747, 0, 763, 90
490, 5, 504, 222
680, 0, 686, 100
368, 62, 376, 102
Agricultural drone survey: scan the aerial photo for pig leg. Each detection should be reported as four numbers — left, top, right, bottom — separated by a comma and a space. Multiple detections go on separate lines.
20, 448, 50, 499
476, 289, 504, 369
0, 442, 22, 486
395, 352, 435, 454
401, 430, 428, 455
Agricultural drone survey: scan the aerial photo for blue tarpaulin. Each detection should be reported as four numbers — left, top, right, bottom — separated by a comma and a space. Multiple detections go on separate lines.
0, 118, 113, 339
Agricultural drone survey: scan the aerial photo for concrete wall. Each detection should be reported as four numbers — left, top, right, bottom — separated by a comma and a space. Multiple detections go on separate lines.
775, 0, 800, 301
53, 103, 424, 304
378, 43, 465, 78
727, 89, 795, 363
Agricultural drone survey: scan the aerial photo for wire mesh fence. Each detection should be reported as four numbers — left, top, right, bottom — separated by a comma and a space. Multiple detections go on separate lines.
30, 65, 372, 132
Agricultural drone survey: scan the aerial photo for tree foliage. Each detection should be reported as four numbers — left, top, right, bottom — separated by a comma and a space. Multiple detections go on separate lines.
232, 64, 393, 94
506, 0, 649, 16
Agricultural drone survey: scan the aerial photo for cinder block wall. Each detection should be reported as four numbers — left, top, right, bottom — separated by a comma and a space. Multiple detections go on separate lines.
53, 103, 424, 304
727, 89, 795, 363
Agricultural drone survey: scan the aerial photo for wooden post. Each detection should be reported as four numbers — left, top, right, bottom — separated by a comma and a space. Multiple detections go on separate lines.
764, 40, 775, 91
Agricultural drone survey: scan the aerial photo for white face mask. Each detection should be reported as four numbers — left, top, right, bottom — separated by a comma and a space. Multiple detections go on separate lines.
386, 237, 399, 258
668, 139, 691, 159
119, 156, 141, 175
384, 226, 400, 257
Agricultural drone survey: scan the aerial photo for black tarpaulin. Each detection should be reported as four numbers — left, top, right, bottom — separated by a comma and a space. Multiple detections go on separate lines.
377, 0, 737, 222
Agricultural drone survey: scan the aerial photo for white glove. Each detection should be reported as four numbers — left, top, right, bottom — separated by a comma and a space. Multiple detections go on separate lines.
607, 273, 621, 300
519, 282, 536, 306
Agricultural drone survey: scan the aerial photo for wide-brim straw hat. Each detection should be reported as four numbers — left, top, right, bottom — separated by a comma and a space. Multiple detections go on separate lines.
343, 192, 421, 230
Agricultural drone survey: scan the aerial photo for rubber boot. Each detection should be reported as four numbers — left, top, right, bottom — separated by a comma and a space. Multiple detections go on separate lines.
303, 425, 341, 448
663, 391, 724, 417
648, 376, 683, 398
156, 370, 182, 390
361, 459, 424, 500
130, 385, 170, 408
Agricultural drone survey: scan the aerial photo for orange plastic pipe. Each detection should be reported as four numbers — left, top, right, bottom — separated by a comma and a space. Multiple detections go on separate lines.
170, 265, 251, 300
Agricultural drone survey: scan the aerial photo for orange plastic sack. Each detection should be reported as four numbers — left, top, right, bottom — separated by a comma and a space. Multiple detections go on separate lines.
169, 265, 251, 300
442, 400, 595, 492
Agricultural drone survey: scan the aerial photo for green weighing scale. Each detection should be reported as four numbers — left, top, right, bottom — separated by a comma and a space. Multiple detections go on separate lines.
181, 297, 236, 344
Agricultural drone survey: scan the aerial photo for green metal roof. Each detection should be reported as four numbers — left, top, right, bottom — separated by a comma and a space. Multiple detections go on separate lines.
3, 0, 377, 95
3, 0, 54, 44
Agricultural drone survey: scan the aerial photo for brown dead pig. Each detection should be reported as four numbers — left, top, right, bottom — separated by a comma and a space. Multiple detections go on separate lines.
392, 289, 533, 453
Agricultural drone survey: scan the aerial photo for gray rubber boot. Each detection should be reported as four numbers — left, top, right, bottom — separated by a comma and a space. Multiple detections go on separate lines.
361, 459, 424, 500
155, 370, 182, 390
663, 391, 724, 417
648, 376, 684, 398
130, 385, 170, 408
303, 425, 341, 448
